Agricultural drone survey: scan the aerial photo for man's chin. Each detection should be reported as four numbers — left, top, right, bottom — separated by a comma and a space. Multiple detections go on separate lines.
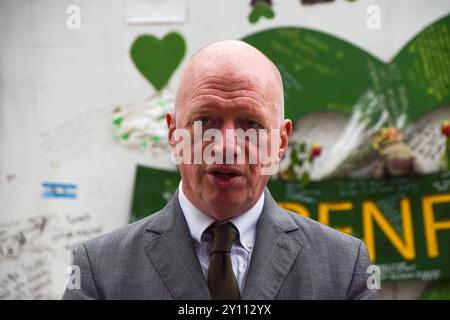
205, 191, 247, 215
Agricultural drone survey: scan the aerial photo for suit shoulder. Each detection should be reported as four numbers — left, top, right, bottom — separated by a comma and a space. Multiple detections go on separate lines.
82, 208, 168, 253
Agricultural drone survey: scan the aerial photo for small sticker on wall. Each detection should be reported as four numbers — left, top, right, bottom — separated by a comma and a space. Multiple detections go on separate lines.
42, 182, 77, 199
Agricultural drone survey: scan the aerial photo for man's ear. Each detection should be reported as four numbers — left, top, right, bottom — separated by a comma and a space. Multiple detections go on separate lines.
166, 112, 176, 147
279, 119, 293, 161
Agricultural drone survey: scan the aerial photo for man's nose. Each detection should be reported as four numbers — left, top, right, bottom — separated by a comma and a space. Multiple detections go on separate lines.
212, 122, 242, 162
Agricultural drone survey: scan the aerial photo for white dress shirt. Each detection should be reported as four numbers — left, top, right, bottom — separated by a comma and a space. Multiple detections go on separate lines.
178, 180, 264, 292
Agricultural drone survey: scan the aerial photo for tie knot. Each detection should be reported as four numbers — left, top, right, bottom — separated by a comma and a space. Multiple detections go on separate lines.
210, 222, 238, 254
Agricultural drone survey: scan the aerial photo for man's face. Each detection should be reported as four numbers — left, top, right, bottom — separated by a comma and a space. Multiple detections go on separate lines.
167, 66, 291, 220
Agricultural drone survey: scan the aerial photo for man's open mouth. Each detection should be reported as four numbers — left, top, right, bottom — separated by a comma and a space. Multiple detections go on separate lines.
211, 171, 239, 178
207, 167, 243, 185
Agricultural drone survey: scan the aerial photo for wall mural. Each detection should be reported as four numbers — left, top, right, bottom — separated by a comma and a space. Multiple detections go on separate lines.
2, 1, 448, 300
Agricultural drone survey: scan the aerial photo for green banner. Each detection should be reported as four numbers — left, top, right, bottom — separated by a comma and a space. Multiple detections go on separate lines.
131, 166, 450, 282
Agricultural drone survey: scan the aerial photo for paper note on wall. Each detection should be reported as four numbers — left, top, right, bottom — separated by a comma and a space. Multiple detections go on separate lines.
124, 0, 187, 24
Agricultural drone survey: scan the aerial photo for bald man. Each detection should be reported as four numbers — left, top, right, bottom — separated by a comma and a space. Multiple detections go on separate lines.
62, 40, 378, 300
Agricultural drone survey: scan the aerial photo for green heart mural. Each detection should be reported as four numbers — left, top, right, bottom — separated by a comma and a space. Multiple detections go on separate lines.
242, 14, 450, 125
130, 32, 186, 91
249, 2, 275, 24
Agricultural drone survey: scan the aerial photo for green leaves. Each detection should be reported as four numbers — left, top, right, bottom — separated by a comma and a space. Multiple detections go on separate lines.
280, 142, 320, 185
290, 142, 307, 167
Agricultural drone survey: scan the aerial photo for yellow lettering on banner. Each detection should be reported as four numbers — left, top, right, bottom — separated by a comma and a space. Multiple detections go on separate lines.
278, 201, 310, 218
318, 202, 353, 235
363, 198, 415, 261
422, 194, 450, 258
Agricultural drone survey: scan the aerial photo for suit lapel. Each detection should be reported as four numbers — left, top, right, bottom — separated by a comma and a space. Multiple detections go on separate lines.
143, 187, 304, 300
144, 189, 211, 300
242, 188, 304, 300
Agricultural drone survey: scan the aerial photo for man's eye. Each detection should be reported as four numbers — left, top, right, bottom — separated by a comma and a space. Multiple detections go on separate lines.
242, 120, 261, 129
198, 117, 211, 126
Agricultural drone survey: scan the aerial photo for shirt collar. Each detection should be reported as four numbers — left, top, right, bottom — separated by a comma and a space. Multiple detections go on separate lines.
178, 180, 264, 252
230, 190, 264, 252
178, 180, 215, 245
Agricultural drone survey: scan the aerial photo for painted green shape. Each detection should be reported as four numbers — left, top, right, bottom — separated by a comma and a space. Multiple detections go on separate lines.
130, 32, 186, 91
113, 117, 122, 126
249, 2, 275, 24
122, 132, 130, 140
392, 15, 450, 121
420, 281, 450, 300
242, 14, 450, 124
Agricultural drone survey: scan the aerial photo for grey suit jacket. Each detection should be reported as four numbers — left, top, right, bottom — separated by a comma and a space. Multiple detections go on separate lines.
62, 188, 378, 299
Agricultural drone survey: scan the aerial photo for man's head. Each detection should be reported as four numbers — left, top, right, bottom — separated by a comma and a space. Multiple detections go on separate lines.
167, 40, 292, 221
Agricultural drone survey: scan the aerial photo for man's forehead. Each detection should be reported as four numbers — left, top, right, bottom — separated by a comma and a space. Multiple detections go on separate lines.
183, 56, 279, 107
181, 74, 273, 118
187, 95, 267, 115
187, 58, 268, 88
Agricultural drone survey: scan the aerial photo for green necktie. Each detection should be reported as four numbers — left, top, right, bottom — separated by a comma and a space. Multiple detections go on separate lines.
207, 222, 241, 300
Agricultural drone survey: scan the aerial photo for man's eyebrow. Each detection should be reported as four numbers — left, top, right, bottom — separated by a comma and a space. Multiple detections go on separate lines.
187, 106, 217, 116
188, 107, 268, 122
183, 107, 216, 122
184, 99, 273, 125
